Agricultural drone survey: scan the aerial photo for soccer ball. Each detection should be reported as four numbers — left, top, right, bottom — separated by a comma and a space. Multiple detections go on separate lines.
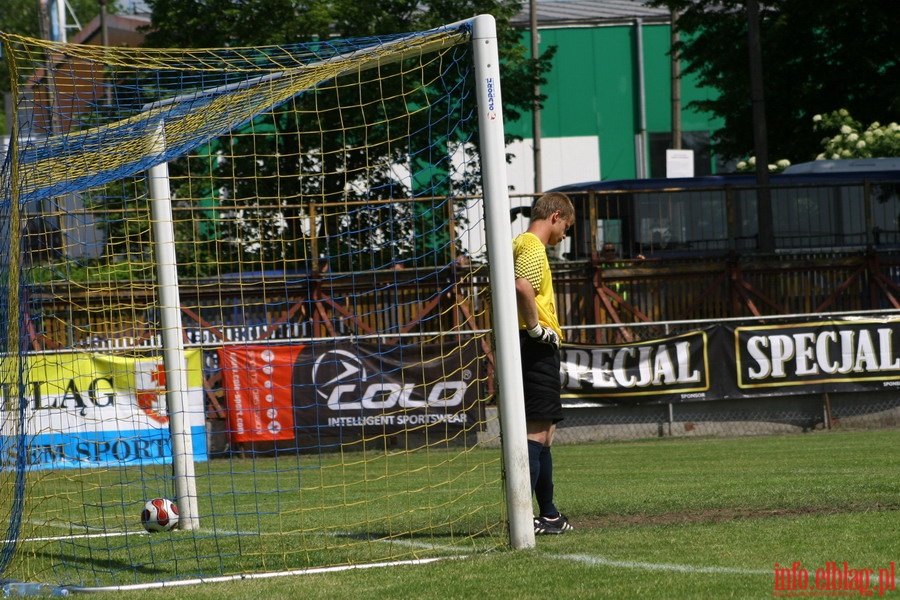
141, 498, 179, 532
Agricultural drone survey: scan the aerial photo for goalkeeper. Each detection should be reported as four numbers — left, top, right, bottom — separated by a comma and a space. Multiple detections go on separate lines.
513, 191, 576, 536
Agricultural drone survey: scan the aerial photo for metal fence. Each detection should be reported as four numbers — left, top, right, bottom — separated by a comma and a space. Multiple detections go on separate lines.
26, 254, 900, 448
537, 391, 900, 444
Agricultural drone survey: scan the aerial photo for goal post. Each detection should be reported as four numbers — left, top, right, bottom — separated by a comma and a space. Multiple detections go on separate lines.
146, 120, 199, 531
0, 13, 533, 588
471, 15, 534, 550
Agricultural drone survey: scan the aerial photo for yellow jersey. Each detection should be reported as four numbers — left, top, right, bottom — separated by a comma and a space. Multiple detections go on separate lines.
512, 232, 562, 337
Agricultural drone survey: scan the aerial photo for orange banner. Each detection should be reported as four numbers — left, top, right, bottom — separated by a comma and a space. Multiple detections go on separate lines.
218, 345, 303, 443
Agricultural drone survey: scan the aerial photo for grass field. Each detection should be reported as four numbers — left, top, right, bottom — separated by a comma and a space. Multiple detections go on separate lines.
15, 428, 900, 598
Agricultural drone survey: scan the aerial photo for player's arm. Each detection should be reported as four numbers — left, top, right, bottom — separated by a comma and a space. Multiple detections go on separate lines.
515, 276, 539, 330
516, 277, 560, 347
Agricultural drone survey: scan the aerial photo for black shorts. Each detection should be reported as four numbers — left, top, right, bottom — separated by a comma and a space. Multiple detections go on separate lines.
520, 333, 564, 423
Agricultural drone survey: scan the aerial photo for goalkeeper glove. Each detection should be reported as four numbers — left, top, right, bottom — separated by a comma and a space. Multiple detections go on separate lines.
526, 322, 560, 349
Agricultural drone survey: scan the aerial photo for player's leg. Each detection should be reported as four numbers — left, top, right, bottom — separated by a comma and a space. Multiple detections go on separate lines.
533, 424, 557, 517
526, 420, 553, 495
532, 423, 572, 531
521, 338, 571, 533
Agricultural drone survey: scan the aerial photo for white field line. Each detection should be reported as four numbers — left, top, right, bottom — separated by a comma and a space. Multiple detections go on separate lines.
18, 520, 476, 553
354, 537, 472, 552
17, 525, 770, 591
551, 553, 770, 576
75, 556, 469, 593
16, 524, 475, 594
15, 519, 249, 543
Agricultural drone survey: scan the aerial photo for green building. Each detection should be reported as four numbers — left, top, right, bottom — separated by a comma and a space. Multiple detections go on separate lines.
506, 0, 725, 193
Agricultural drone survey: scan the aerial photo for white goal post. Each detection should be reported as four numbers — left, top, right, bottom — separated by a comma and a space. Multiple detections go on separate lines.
471, 14, 535, 549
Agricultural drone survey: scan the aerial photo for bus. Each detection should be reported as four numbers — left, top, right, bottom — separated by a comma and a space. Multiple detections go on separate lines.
548, 159, 900, 260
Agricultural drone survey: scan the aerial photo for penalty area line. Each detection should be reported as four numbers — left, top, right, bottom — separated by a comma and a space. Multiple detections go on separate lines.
16, 524, 478, 552
16, 519, 266, 544
332, 531, 486, 554
74, 555, 470, 593
550, 553, 770, 576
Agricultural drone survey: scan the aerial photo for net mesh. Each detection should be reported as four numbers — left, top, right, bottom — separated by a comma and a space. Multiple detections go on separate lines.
0, 21, 503, 589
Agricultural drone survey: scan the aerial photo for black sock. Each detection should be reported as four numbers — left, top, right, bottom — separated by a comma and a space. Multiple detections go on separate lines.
527, 440, 543, 494
535, 445, 558, 517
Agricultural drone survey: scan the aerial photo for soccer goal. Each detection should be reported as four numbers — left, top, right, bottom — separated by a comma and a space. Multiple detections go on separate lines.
0, 14, 532, 590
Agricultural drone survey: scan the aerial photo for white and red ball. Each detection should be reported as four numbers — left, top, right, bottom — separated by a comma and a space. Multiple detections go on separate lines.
141, 498, 179, 532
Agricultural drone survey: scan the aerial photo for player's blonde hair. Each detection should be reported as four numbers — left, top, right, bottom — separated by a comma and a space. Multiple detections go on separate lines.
531, 192, 575, 222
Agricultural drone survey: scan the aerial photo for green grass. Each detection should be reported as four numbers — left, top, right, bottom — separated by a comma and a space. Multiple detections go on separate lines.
12, 445, 506, 588
15, 429, 900, 598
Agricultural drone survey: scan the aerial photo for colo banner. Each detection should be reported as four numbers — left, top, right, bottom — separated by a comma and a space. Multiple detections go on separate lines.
561, 317, 900, 404
220, 339, 483, 442
3, 351, 207, 470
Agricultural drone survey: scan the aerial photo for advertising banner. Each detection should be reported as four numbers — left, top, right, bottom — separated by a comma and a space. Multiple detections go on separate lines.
219, 317, 900, 423
3, 350, 207, 470
733, 318, 900, 394
561, 317, 900, 405
218, 344, 301, 443
561, 330, 713, 404
220, 339, 484, 442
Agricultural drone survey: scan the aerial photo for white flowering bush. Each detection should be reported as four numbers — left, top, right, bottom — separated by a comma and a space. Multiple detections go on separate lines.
813, 109, 900, 159
733, 109, 900, 173
735, 156, 792, 173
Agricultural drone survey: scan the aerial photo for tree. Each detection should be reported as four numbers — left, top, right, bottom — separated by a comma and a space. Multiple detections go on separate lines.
138, 0, 552, 273
651, 0, 900, 165
141, 0, 547, 138
735, 109, 900, 172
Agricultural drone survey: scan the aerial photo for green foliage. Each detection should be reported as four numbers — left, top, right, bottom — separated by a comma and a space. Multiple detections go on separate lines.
732, 109, 900, 172
137, 0, 549, 274
140, 0, 334, 47
27, 259, 153, 284
651, 0, 900, 164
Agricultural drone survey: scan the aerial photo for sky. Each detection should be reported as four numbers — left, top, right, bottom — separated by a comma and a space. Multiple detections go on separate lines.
119, 0, 150, 13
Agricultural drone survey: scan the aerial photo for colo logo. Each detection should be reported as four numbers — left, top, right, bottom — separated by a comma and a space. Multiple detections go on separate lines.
311, 350, 466, 411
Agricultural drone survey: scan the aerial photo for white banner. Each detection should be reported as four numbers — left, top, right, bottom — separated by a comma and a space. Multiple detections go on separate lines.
1, 350, 207, 470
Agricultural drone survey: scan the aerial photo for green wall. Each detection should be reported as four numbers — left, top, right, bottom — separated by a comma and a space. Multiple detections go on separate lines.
507, 22, 723, 182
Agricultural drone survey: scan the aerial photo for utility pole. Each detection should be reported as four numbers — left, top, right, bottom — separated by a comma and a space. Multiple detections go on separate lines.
530, 0, 542, 194
670, 10, 681, 150
747, 0, 774, 253
99, 0, 110, 47
37, 0, 52, 41
100, 0, 112, 105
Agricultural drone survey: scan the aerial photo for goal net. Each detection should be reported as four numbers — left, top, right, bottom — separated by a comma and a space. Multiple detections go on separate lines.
0, 15, 527, 590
